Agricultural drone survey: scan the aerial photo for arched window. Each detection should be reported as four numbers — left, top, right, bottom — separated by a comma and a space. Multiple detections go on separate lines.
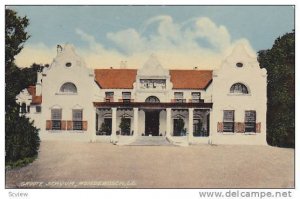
230, 83, 249, 94
145, 96, 160, 103
60, 82, 77, 94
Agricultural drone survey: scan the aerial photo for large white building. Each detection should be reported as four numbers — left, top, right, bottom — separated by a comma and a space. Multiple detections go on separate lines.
16, 44, 267, 146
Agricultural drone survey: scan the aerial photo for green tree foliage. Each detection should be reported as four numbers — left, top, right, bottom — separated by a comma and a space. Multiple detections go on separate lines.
119, 118, 131, 135
5, 8, 40, 165
5, 114, 40, 163
6, 63, 44, 113
5, 9, 29, 66
5, 9, 30, 113
258, 31, 295, 148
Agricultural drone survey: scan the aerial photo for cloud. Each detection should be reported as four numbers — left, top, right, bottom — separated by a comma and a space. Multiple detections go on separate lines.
14, 43, 57, 67
15, 15, 256, 69
107, 29, 145, 54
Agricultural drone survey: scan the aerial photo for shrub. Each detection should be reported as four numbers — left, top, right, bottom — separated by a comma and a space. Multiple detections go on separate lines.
5, 111, 40, 165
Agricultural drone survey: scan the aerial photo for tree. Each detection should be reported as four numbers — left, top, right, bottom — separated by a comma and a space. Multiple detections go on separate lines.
258, 31, 295, 148
5, 9, 29, 66
5, 9, 30, 113
5, 8, 40, 166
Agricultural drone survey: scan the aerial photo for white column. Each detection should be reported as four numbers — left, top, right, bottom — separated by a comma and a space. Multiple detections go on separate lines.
89, 107, 97, 142
133, 108, 139, 137
166, 108, 171, 138
111, 108, 117, 142
209, 109, 213, 144
188, 108, 194, 142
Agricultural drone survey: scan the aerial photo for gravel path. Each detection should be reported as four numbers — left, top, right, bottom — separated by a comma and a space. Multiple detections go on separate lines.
5, 141, 294, 188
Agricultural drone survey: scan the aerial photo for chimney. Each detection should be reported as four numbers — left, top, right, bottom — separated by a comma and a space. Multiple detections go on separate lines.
120, 61, 127, 69
35, 69, 43, 96
57, 44, 63, 54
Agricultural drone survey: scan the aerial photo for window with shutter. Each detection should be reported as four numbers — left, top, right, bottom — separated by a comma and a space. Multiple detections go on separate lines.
223, 110, 234, 132
73, 109, 83, 130
51, 109, 62, 130
245, 111, 256, 132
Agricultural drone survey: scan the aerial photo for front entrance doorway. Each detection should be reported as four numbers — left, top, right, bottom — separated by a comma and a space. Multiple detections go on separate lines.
145, 110, 160, 136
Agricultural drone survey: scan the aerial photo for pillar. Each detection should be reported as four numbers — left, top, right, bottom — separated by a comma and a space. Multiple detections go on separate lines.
111, 108, 117, 142
133, 108, 139, 137
89, 107, 97, 142
166, 108, 171, 137
209, 109, 213, 144
188, 108, 194, 142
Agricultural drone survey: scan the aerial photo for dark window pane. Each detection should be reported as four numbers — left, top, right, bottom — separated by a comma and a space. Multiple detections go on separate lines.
36, 106, 41, 112
73, 121, 83, 130
223, 110, 234, 122
72, 110, 82, 121
60, 82, 77, 93
122, 92, 131, 99
52, 120, 61, 130
51, 109, 62, 120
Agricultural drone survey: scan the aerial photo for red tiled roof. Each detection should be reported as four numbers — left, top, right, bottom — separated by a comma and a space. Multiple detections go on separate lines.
95, 69, 137, 89
94, 69, 212, 89
170, 70, 212, 89
27, 86, 42, 104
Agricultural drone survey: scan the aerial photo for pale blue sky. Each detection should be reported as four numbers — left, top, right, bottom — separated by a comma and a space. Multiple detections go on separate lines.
9, 5, 294, 68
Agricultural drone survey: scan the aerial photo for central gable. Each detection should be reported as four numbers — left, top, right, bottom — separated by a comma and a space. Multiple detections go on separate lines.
137, 54, 169, 77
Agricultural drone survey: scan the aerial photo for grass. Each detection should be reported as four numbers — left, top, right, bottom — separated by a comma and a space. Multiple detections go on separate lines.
5, 155, 37, 170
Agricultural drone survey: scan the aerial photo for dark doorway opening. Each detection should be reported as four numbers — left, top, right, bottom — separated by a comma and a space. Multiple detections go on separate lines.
104, 118, 112, 135
145, 110, 160, 136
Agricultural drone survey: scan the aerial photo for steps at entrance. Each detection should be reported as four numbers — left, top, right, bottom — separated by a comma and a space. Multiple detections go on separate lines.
126, 136, 173, 146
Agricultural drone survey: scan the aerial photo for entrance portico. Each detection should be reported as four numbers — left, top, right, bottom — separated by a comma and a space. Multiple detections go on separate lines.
144, 109, 160, 136
94, 101, 212, 144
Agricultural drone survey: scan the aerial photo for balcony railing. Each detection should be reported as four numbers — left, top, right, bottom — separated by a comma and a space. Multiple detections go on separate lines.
118, 99, 134, 103
188, 99, 204, 103
171, 99, 186, 103
104, 97, 114, 102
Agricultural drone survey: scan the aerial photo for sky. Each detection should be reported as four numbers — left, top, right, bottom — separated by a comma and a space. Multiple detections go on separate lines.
9, 5, 294, 69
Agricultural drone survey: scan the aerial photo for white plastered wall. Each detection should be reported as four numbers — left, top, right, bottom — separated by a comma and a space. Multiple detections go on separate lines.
40, 44, 98, 142
211, 44, 267, 145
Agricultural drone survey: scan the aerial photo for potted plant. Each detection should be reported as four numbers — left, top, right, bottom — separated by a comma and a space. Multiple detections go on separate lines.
99, 122, 111, 135
119, 117, 131, 135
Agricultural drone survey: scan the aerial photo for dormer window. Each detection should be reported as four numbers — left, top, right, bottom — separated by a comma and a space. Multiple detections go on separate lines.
60, 82, 77, 94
